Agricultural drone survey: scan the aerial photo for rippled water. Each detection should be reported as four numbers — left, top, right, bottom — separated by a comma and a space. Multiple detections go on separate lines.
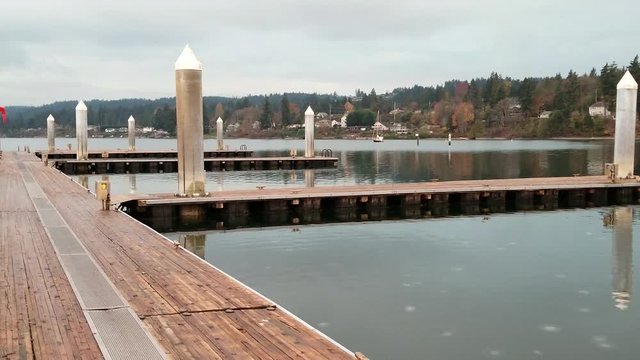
7, 137, 640, 359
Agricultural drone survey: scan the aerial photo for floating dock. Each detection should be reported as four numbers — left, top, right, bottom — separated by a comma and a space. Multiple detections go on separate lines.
1, 152, 359, 359
122, 175, 640, 231
51, 156, 339, 174
35, 149, 254, 160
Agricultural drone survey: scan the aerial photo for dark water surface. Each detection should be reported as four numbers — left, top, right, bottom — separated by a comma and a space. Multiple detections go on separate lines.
7, 137, 640, 359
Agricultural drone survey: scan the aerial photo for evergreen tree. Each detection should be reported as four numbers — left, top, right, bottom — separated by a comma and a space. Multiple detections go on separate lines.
518, 78, 536, 116
259, 97, 272, 129
281, 94, 291, 128
629, 55, 640, 114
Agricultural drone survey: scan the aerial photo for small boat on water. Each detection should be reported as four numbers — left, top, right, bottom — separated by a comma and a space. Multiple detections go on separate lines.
372, 111, 384, 142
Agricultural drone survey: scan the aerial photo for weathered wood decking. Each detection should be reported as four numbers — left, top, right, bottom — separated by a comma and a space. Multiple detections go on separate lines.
1, 152, 102, 359
2, 152, 357, 359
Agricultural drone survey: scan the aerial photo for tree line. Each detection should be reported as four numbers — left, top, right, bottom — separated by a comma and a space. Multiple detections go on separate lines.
3, 55, 639, 138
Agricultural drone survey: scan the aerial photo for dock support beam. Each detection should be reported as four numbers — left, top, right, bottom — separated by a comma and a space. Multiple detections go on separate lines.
175, 45, 205, 195
613, 71, 638, 179
47, 114, 55, 153
128, 115, 136, 151
305, 106, 315, 158
75, 101, 88, 160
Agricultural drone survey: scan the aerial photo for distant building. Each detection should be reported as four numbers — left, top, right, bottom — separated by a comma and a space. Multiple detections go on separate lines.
372, 121, 389, 131
331, 119, 341, 127
142, 126, 155, 133
391, 123, 408, 135
315, 112, 329, 120
315, 119, 332, 128
340, 114, 348, 128
539, 111, 552, 119
344, 101, 355, 113
589, 102, 608, 117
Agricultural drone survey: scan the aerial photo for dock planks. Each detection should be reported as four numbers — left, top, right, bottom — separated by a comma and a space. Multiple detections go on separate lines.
0, 152, 102, 359
19, 152, 355, 359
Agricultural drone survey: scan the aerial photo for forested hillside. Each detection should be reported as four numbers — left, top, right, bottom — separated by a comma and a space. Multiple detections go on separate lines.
3, 55, 639, 138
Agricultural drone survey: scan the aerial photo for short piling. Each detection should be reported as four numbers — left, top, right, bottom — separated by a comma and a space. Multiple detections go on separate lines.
216, 117, 224, 150
305, 106, 315, 158
75, 101, 88, 160
47, 114, 55, 153
128, 115, 136, 151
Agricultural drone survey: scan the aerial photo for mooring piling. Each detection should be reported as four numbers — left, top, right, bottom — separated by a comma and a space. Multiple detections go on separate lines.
75, 101, 88, 160
47, 114, 55, 153
305, 106, 315, 158
128, 115, 136, 151
613, 71, 638, 179
216, 116, 224, 150
175, 45, 205, 196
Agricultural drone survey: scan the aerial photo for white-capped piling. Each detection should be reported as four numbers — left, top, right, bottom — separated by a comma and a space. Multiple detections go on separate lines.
128, 115, 136, 151
611, 207, 633, 310
175, 45, 205, 195
305, 106, 315, 157
448, 133, 452, 146
216, 117, 224, 150
47, 114, 55, 152
613, 71, 638, 179
75, 101, 88, 160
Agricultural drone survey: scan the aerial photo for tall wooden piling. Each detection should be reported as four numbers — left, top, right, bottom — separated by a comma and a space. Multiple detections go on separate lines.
305, 106, 315, 158
47, 114, 55, 153
613, 71, 638, 178
128, 115, 136, 151
175, 45, 205, 195
75, 101, 88, 160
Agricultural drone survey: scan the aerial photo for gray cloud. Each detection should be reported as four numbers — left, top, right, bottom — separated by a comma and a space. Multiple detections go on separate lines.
1, 0, 638, 105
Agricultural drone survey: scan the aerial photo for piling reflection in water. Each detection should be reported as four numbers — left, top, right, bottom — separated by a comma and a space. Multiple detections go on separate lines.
606, 207, 634, 310
304, 169, 315, 188
129, 175, 136, 194
179, 233, 206, 259
78, 175, 88, 189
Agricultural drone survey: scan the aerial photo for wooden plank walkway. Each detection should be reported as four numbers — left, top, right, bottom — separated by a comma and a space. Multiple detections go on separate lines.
137, 175, 638, 205
0, 152, 102, 359
16, 152, 356, 359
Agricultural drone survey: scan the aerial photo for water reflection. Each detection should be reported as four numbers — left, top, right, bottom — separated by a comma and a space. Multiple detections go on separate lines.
179, 233, 206, 259
78, 175, 88, 189
129, 174, 136, 194
304, 169, 315, 188
606, 207, 634, 310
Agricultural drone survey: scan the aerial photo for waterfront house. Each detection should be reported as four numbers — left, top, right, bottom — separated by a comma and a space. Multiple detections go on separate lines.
589, 102, 608, 117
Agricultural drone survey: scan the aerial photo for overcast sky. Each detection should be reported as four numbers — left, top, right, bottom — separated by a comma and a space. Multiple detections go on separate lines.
1, 0, 638, 106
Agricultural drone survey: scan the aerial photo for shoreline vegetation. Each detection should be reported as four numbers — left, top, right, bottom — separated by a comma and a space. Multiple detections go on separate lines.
2, 56, 638, 141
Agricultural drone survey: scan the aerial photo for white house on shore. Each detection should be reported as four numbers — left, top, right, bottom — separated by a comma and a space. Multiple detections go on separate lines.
589, 102, 608, 117
539, 111, 552, 119
372, 121, 389, 131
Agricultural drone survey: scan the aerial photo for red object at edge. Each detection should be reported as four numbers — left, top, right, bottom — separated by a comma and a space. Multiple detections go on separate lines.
0, 106, 6, 123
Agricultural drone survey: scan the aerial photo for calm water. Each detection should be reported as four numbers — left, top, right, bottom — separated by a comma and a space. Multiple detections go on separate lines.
6, 137, 640, 359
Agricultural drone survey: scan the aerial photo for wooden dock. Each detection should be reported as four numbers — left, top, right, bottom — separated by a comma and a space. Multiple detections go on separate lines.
51, 156, 339, 175
123, 175, 640, 231
2, 152, 358, 359
36, 149, 254, 160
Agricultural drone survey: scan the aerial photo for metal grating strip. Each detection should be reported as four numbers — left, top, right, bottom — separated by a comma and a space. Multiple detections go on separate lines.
60, 254, 125, 309
88, 309, 165, 360
48, 226, 85, 254
32, 196, 53, 209
39, 209, 65, 227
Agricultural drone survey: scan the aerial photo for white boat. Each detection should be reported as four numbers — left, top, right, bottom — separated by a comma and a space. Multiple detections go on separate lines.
372, 111, 384, 142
